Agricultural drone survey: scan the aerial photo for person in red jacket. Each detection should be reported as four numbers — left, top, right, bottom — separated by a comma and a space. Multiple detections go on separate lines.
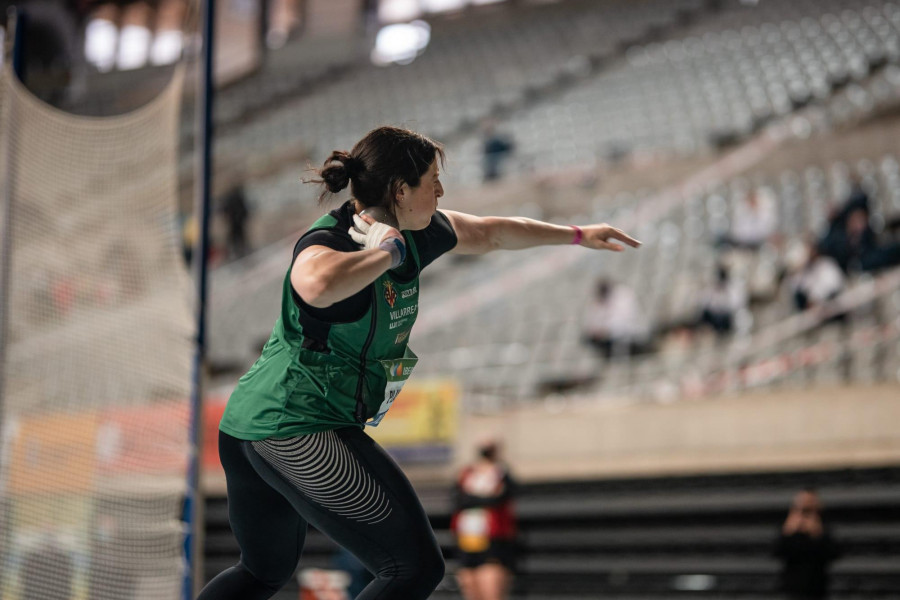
451, 440, 517, 600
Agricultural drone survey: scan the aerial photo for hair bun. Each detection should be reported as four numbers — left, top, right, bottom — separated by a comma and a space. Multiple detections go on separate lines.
320, 150, 355, 193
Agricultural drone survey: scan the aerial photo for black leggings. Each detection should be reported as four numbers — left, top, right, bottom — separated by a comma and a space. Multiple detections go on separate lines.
197, 429, 444, 600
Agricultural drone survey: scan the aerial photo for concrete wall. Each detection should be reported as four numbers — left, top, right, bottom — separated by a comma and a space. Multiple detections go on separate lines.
441, 384, 900, 483
205, 384, 900, 492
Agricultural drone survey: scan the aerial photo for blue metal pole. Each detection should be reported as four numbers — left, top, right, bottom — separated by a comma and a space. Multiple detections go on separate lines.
182, 0, 215, 596
9, 9, 26, 81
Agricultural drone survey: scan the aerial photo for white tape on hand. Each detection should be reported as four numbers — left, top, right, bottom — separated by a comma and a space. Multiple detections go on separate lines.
348, 214, 406, 267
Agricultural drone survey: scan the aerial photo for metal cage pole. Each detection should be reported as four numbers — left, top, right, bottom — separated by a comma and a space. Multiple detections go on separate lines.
0, 6, 25, 459
0, 6, 25, 587
182, 0, 215, 596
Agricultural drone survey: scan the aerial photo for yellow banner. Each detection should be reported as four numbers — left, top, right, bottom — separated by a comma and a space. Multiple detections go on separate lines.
369, 379, 459, 447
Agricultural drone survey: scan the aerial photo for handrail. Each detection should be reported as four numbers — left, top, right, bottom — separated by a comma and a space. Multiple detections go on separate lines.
641, 267, 900, 401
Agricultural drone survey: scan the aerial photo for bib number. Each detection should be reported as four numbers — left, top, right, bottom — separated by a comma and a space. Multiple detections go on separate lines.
367, 347, 417, 427
457, 509, 490, 553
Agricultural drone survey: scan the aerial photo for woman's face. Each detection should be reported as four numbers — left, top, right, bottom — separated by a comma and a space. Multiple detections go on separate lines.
395, 159, 444, 231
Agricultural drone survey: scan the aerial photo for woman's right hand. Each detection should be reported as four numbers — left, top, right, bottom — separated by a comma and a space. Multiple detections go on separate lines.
349, 214, 406, 268
349, 214, 403, 249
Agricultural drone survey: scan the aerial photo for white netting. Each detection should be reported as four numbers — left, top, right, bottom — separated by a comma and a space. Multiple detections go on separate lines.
0, 65, 193, 600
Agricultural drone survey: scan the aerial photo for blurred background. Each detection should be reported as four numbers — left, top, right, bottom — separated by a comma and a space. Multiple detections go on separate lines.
0, 0, 899, 599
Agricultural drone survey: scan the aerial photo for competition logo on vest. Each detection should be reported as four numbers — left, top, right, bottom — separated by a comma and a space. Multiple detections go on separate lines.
383, 281, 398, 308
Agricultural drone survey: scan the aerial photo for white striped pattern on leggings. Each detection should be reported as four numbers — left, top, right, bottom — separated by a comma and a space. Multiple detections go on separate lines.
251, 431, 393, 524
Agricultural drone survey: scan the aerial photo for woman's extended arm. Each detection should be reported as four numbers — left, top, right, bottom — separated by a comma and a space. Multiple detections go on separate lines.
442, 209, 640, 254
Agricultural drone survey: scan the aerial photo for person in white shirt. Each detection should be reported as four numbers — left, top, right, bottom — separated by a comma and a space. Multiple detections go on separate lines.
582, 279, 653, 358
790, 240, 845, 312
721, 188, 778, 250
698, 265, 748, 335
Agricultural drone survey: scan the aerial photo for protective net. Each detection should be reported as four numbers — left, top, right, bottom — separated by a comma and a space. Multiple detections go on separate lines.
0, 65, 193, 599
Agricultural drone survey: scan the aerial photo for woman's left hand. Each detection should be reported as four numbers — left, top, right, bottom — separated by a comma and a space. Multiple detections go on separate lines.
578, 224, 641, 252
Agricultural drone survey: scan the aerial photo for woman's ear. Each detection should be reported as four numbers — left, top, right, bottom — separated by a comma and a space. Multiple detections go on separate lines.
394, 181, 409, 207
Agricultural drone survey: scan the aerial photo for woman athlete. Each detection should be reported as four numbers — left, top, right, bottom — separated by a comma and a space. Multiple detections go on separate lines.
197, 126, 640, 600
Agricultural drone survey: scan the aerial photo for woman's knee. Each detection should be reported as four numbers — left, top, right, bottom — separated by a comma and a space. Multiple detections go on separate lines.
377, 544, 445, 593
239, 558, 296, 591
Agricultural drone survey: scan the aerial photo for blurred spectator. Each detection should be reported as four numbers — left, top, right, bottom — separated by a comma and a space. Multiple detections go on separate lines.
266, 0, 302, 49
819, 202, 875, 272
452, 440, 517, 600
582, 279, 653, 358
819, 202, 900, 273
221, 183, 252, 259
297, 568, 350, 600
723, 236, 784, 302
718, 188, 778, 250
181, 212, 197, 266
698, 264, 748, 336
482, 120, 515, 182
790, 238, 845, 312
775, 489, 841, 600
844, 173, 870, 214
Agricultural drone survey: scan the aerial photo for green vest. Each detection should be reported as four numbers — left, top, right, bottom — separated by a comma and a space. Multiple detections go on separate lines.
219, 213, 420, 440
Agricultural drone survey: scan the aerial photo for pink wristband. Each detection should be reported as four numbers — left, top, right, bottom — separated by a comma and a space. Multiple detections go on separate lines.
570, 225, 583, 245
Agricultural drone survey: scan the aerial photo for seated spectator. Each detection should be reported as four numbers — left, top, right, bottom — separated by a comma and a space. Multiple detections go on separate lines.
843, 173, 870, 215
718, 188, 778, 250
723, 236, 783, 302
221, 182, 252, 260
582, 279, 653, 358
790, 238, 845, 312
482, 119, 515, 182
819, 203, 900, 273
698, 264, 748, 336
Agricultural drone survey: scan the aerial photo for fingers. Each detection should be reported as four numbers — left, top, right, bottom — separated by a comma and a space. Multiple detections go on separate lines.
607, 227, 641, 248
350, 215, 374, 246
348, 227, 366, 246
581, 225, 640, 251
352, 214, 371, 233
349, 218, 404, 253
597, 241, 624, 252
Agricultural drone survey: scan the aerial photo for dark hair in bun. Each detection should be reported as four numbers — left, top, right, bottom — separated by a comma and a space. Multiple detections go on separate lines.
308, 126, 445, 209
318, 151, 356, 194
